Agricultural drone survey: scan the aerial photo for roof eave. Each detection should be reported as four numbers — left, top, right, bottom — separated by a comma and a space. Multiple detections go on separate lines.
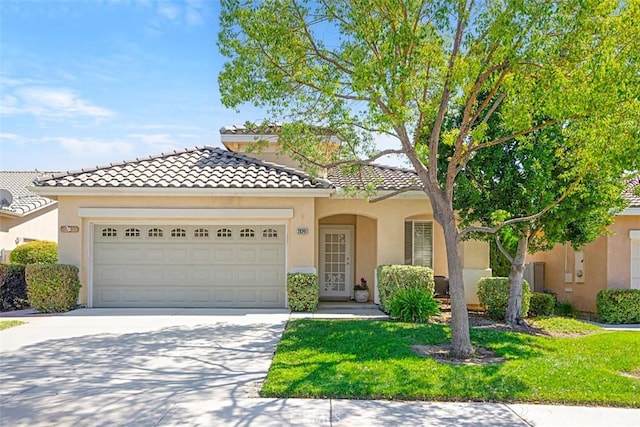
29, 186, 334, 198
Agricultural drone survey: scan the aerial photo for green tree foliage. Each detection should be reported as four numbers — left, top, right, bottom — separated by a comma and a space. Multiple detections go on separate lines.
218, 0, 640, 357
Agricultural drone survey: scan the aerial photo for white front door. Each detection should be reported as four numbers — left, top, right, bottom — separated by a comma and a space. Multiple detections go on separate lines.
319, 227, 353, 299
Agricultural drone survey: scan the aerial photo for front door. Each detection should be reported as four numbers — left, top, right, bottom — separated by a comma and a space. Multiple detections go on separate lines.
319, 227, 353, 299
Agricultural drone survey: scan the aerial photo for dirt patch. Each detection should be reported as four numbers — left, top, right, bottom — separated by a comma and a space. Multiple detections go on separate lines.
620, 370, 640, 380
433, 308, 551, 336
411, 344, 505, 366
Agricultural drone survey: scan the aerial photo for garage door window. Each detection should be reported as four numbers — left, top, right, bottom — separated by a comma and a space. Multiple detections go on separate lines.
125, 228, 140, 238
217, 228, 232, 238
194, 228, 209, 238
263, 228, 278, 238
148, 228, 163, 238
240, 228, 255, 238
171, 228, 186, 238
102, 228, 117, 237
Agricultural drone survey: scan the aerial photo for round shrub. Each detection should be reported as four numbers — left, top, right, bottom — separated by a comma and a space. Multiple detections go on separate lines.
25, 264, 81, 313
387, 286, 440, 323
10, 241, 58, 265
0, 264, 28, 311
477, 277, 531, 321
287, 273, 318, 312
376, 265, 435, 313
596, 289, 640, 324
528, 292, 555, 317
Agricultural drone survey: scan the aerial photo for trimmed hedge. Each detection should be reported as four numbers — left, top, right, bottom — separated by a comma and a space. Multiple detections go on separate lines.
10, 241, 58, 265
596, 289, 640, 324
528, 292, 555, 317
25, 264, 82, 313
376, 265, 435, 313
0, 264, 29, 311
387, 286, 440, 323
287, 273, 318, 312
477, 277, 531, 321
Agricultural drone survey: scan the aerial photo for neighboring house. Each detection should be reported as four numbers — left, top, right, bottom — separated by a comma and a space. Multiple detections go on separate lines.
32, 125, 490, 309
0, 171, 58, 263
528, 176, 640, 312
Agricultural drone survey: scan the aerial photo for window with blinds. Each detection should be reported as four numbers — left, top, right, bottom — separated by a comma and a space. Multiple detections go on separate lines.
404, 221, 433, 267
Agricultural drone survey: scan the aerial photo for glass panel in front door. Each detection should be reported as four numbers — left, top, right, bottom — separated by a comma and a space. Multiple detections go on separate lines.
323, 232, 348, 295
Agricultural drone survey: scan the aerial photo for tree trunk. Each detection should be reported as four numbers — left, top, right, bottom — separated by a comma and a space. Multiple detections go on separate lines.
505, 236, 529, 326
438, 211, 473, 359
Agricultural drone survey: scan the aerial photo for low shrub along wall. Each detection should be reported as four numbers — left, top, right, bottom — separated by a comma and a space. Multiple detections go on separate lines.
528, 292, 555, 317
477, 277, 531, 321
376, 265, 435, 313
9, 241, 58, 265
0, 264, 29, 311
596, 289, 640, 324
25, 264, 82, 313
287, 273, 318, 312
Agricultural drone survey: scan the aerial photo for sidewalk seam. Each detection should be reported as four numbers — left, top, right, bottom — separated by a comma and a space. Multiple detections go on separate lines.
329, 398, 333, 426
504, 404, 533, 426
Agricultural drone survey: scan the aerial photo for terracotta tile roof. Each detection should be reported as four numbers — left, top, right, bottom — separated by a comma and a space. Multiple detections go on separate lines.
35, 146, 332, 190
0, 171, 56, 216
327, 164, 420, 191
623, 175, 640, 208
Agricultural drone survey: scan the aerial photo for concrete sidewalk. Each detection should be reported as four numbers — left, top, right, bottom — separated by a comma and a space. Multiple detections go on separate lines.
1, 308, 639, 426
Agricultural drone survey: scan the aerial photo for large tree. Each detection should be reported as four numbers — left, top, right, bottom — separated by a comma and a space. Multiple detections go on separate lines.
453, 122, 638, 325
218, 0, 640, 358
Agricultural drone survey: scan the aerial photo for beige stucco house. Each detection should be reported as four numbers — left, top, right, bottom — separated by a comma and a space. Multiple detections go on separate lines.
1, 171, 58, 263
31, 126, 490, 309
529, 176, 640, 312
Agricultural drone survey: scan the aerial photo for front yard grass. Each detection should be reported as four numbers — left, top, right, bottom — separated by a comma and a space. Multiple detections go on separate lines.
262, 319, 640, 407
0, 320, 25, 330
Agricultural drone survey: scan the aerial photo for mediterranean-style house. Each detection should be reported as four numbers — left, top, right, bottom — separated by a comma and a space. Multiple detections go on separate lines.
528, 176, 640, 312
1, 171, 58, 263
31, 125, 491, 309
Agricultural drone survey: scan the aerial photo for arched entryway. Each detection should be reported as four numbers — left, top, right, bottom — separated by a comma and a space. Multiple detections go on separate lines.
318, 214, 377, 301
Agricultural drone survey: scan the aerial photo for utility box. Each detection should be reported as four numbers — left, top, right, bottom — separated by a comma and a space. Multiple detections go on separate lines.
524, 262, 545, 292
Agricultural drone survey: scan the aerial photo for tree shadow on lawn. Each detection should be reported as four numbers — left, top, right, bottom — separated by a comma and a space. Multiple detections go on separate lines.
264, 319, 545, 401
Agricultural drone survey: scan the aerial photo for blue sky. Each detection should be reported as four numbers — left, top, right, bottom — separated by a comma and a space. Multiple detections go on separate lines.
0, 0, 307, 172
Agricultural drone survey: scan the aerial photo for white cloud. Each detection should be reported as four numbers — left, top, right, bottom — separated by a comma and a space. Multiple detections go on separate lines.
157, 3, 180, 21
0, 132, 24, 142
0, 86, 114, 119
43, 137, 134, 158
128, 132, 192, 152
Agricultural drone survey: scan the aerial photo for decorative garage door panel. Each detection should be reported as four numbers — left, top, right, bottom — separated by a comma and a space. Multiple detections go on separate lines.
93, 225, 285, 308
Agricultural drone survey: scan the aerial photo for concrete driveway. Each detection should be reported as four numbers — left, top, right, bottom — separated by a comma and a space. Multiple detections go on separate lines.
2, 309, 639, 427
0, 308, 298, 426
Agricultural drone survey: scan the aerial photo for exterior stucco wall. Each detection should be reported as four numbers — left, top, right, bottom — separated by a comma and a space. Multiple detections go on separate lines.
316, 198, 490, 303
528, 214, 640, 312
0, 204, 58, 262
56, 195, 317, 305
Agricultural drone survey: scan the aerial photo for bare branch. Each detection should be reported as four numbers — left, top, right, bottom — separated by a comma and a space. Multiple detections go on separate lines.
368, 186, 424, 203
458, 178, 581, 241
495, 235, 515, 264
468, 118, 562, 154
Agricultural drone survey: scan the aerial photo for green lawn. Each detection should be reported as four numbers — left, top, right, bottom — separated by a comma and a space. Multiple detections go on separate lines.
0, 320, 25, 331
262, 319, 640, 407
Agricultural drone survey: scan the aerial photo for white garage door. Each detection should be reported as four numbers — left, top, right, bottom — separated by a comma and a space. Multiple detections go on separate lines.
92, 224, 286, 308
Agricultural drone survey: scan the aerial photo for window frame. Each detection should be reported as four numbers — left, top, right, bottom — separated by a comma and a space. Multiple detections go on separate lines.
404, 220, 434, 269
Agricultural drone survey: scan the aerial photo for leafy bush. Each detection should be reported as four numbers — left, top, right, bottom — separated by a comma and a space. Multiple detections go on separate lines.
477, 277, 531, 321
25, 264, 81, 313
554, 301, 580, 318
528, 292, 555, 317
0, 264, 29, 311
10, 241, 58, 265
287, 273, 318, 312
376, 265, 435, 312
387, 286, 440, 323
596, 289, 640, 324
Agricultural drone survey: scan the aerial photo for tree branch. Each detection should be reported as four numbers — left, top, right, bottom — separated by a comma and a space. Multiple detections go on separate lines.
368, 186, 424, 203
495, 235, 515, 264
457, 178, 581, 241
